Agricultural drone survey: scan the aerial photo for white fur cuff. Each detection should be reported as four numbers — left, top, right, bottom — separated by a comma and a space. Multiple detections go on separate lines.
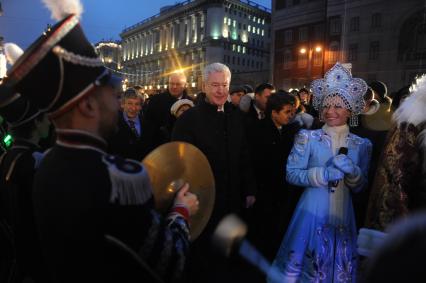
344, 165, 362, 190
307, 167, 328, 188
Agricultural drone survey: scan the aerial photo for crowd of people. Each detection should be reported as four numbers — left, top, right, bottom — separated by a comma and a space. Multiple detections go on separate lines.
0, 1, 425, 283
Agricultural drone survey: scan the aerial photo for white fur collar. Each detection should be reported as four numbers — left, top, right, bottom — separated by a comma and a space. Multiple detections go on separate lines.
394, 75, 426, 127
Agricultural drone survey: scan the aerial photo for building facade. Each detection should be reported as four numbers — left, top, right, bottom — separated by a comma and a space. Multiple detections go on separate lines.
272, 0, 426, 93
94, 41, 122, 77
120, 0, 271, 94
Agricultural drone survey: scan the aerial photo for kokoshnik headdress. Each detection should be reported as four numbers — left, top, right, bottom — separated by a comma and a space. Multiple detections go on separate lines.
311, 62, 368, 126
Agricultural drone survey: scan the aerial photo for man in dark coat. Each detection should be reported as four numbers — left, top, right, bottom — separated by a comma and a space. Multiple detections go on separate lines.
246, 83, 274, 122
247, 92, 302, 263
172, 63, 256, 283
0, 6, 199, 283
143, 72, 192, 147
109, 88, 153, 160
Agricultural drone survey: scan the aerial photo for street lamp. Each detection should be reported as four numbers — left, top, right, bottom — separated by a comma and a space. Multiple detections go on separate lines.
299, 45, 323, 84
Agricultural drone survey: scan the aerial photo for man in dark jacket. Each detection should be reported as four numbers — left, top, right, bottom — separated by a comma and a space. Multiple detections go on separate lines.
247, 92, 302, 262
247, 83, 274, 122
144, 72, 192, 147
172, 63, 256, 283
109, 88, 152, 160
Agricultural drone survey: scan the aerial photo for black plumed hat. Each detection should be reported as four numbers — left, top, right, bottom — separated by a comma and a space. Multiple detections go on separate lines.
0, 1, 121, 120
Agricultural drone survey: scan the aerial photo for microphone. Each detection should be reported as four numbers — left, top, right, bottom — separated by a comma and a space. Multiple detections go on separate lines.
329, 147, 348, 191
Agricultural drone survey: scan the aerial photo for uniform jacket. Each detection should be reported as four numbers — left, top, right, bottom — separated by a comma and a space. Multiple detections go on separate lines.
0, 139, 46, 282
33, 130, 190, 283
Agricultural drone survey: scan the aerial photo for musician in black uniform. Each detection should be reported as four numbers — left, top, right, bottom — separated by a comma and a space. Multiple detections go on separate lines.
0, 92, 50, 283
0, 3, 198, 283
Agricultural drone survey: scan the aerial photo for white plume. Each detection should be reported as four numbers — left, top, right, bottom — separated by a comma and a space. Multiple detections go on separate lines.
42, 0, 83, 21
0, 54, 6, 79
394, 74, 426, 127
4, 43, 24, 65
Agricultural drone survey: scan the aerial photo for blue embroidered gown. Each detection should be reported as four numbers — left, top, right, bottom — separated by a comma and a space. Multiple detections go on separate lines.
269, 125, 372, 283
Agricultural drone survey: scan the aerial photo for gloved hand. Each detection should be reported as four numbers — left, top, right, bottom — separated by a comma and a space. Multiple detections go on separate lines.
333, 154, 357, 176
323, 166, 344, 182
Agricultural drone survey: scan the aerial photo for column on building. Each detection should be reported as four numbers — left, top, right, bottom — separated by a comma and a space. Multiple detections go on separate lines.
131, 37, 136, 59
185, 16, 190, 46
145, 32, 150, 55
165, 24, 171, 51
136, 35, 141, 58
150, 30, 154, 55
122, 40, 128, 61
192, 14, 197, 44
140, 33, 145, 57
159, 26, 163, 53
199, 12, 205, 42
171, 22, 176, 49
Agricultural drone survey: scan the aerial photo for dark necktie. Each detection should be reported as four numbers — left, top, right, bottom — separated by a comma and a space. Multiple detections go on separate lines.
128, 120, 139, 138
259, 111, 265, 120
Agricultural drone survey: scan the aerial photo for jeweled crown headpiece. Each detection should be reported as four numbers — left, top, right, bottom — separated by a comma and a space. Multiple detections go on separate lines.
311, 63, 367, 120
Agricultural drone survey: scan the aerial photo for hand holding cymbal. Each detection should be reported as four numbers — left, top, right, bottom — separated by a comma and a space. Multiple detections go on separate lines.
174, 183, 199, 216
142, 142, 215, 240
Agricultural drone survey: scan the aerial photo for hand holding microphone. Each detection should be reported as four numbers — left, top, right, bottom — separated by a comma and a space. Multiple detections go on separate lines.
332, 151, 357, 178
326, 147, 348, 192
324, 166, 345, 184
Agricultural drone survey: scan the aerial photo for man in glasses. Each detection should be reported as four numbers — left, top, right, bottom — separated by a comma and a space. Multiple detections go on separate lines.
172, 63, 256, 283
143, 71, 192, 147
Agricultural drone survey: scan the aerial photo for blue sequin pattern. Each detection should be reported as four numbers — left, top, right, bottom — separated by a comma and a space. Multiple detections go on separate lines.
311, 63, 367, 116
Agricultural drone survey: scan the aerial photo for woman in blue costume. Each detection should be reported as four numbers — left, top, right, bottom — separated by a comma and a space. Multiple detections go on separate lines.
268, 63, 372, 283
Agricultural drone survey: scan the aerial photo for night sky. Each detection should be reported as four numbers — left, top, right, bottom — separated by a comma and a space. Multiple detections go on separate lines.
0, 0, 271, 49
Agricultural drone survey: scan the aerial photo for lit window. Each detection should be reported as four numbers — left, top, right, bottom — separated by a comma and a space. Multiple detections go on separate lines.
232, 44, 236, 51
222, 27, 229, 38
258, 18, 261, 24
253, 16, 256, 22
233, 20, 236, 28
248, 25, 251, 32
242, 46, 246, 54
261, 29, 264, 36
257, 28, 260, 35
262, 19, 265, 25
237, 45, 241, 53
228, 18, 231, 25
224, 17, 227, 24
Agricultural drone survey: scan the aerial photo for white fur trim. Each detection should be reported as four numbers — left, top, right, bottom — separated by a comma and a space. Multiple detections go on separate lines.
4, 43, 24, 65
307, 167, 328, 187
357, 228, 387, 257
344, 165, 362, 191
394, 75, 426, 126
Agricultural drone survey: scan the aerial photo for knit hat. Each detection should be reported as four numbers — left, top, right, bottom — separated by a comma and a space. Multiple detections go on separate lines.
170, 99, 194, 117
